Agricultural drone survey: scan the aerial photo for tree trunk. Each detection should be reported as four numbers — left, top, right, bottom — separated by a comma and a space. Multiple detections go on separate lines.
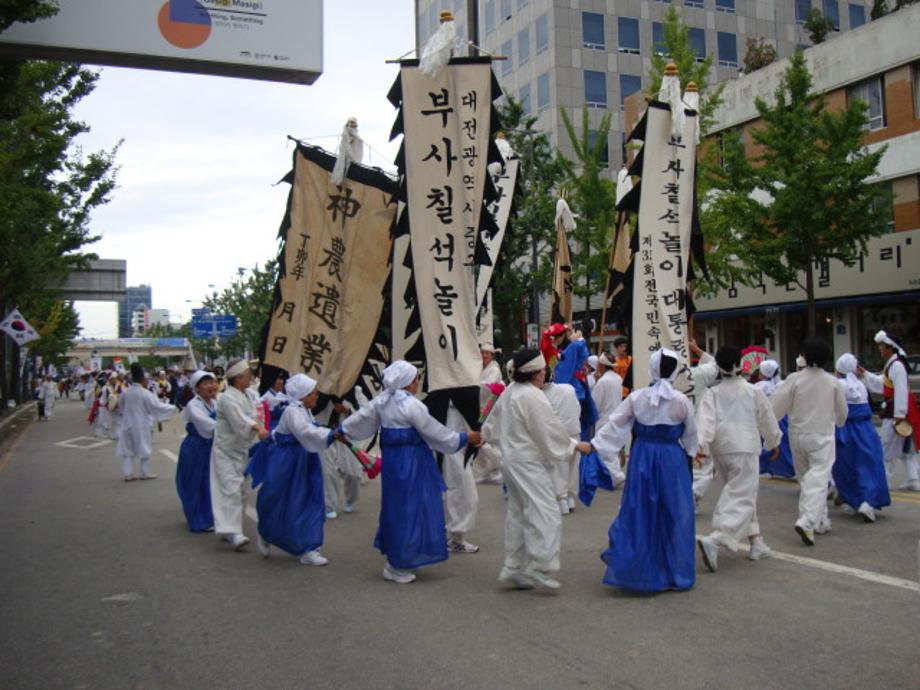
0, 299, 7, 406
804, 254, 817, 337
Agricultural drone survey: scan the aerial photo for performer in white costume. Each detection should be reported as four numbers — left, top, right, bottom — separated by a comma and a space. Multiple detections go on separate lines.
116, 364, 176, 481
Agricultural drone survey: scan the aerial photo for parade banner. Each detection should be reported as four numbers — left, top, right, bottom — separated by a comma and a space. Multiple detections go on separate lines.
261, 143, 397, 398
551, 208, 574, 325
630, 101, 698, 392
475, 144, 519, 342
394, 58, 500, 392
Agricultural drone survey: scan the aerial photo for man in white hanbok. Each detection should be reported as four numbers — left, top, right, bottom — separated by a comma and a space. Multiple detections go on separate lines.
116, 364, 176, 481
38, 376, 58, 420
688, 339, 721, 512
474, 343, 504, 484
592, 352, 626, 486
442, 400, 480, 553
210, 359, 269, 550
543, 369, 581, 515
695, 346, 782, 571
771, 338, 848, 545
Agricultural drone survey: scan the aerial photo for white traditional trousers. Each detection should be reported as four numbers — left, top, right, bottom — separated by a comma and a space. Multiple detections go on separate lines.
708, 452, 761, 550
790, 432, 835, 530
501, 459, 561, 573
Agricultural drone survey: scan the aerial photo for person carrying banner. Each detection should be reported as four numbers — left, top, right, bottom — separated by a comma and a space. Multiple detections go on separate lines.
339, 361, 481, 584
695, 346, 782, 572
770, 339, 848, 545
589, 348, 698, 593
250, 374, 334, 566
858, 330, 920, 492
210, 359, 270, 551
832, 354, 890, 522
482, 349, 593, 591
176, 370, 218, 532
754, 360, 795, 478
116, 364, 176, 482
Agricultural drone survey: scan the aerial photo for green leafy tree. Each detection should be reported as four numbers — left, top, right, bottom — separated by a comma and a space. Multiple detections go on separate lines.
557, 108, 617, 330
871, 0, 918, 18
491, 97, 565, 349
742, 37, 778, 74
202, 260, 278, 359
0, 2, 119, 403
803, 8, 834, 44
705, 51, 889, 335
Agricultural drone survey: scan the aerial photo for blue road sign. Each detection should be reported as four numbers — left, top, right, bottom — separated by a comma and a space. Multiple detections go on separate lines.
191, 307, 211, 317
191, 314, 237, 338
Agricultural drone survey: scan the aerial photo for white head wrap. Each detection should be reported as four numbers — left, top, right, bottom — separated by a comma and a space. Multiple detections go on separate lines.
225, 359, 250, 380
598, 352, 616, 368
383, 361, 418, 392
757, 360, 782, 396
515, 352, 546, 376
479, 342, 495, 353
190, 370, 216, 390
648, 348, 680, 407
795, 355, 806, 370
874, 330, 906, 358
835, 353, 863, 399
587, 354, 599, 370
285, 373, 318, 401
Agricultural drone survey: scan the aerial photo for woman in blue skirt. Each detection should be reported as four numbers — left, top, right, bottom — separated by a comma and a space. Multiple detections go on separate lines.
341, 361, 481, 584
251, 373, 334, 566
832, 354, 890, 522
755, 360, 795, 478
588, 348, 699, 593
176, 370, 218, 532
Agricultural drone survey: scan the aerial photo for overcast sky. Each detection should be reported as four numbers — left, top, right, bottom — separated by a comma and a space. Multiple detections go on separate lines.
73, 2, 413, 338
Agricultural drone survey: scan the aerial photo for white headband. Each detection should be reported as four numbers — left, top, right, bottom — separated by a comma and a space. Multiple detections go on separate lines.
225, 360, 249, 379
517, 353, 546, 374
190, 370, 215, 389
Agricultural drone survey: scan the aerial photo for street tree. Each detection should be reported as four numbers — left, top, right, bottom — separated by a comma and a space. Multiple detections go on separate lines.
491, 97, 565, 349
705, 51, 889, 335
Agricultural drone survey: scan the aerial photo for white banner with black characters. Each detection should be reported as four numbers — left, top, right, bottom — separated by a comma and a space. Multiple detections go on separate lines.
260, 143, 397, 398
397, 58, 498, 391
475, 144, 519, 342
631, 102, 697, 393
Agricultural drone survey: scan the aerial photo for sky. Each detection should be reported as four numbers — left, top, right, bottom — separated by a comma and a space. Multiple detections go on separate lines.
72, 2, 414, 338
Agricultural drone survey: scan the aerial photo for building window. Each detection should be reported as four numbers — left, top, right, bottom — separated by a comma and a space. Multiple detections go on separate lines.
518, 27, 530, 65
715, 0, 735, 14
717, 31, 737, 67
652, 22, 669, 56
501, 40, 513, 75
685, 0, 705, 7
537, 72, 550, 112
871, 181, 894, 233
618, 17, 640, 54
582, 12, 605, 50
519, 83, 531, 115
536, 13, 549, 53
584, 70, 607, 108
501, 0, 512, 22
689, 27, 706, 62
823, 0, 840, 30
587, 130, 610, 167
849, 76, 886, 130
484, 0, 495, 34
849, 3, 865, 27
913, 63, 920, 119
619, 74, 642, 110
795, 0, 812, 24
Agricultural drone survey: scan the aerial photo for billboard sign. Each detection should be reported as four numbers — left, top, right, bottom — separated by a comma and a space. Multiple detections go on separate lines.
0, 0, 323, 85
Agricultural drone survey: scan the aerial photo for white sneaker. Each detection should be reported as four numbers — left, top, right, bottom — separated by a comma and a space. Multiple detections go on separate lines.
382, 562, 416, 584
898, 479, 920, 492
498, 566, 534, 590
230, 533, 250, 551
612, 470, 626, 488
300, 549, 329, 566
697, 536, 719, 572
524, 568, 561, 590
558, 498, 570, 515
326, 510, 338, 519
257, 534, 271, 558
748, 537, 772, 561
342, 501, 355, 514
842, 505, 857, 516
857, 502, 876, 523
447, 538, 479, 554
815, 518, 832, 535
566, 496, 576, 511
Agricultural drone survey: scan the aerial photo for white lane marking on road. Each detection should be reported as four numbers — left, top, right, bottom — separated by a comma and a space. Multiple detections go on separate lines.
56, 436, 112, 449
160, 449, 258, 523
737, 544, 920, 593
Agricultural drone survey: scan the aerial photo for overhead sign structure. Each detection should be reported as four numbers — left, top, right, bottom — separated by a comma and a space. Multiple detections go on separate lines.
0, 0, 323, 85
192, 314, 237, 338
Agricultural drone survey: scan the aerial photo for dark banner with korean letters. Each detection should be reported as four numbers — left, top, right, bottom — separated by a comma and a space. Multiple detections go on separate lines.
261, 143, 397, 398
398, 59, 498, 391
631, 102, 697, 392
476, 145, 519, 342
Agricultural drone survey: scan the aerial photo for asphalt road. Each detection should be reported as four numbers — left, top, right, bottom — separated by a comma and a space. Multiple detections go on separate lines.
0, 399, 918, 689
